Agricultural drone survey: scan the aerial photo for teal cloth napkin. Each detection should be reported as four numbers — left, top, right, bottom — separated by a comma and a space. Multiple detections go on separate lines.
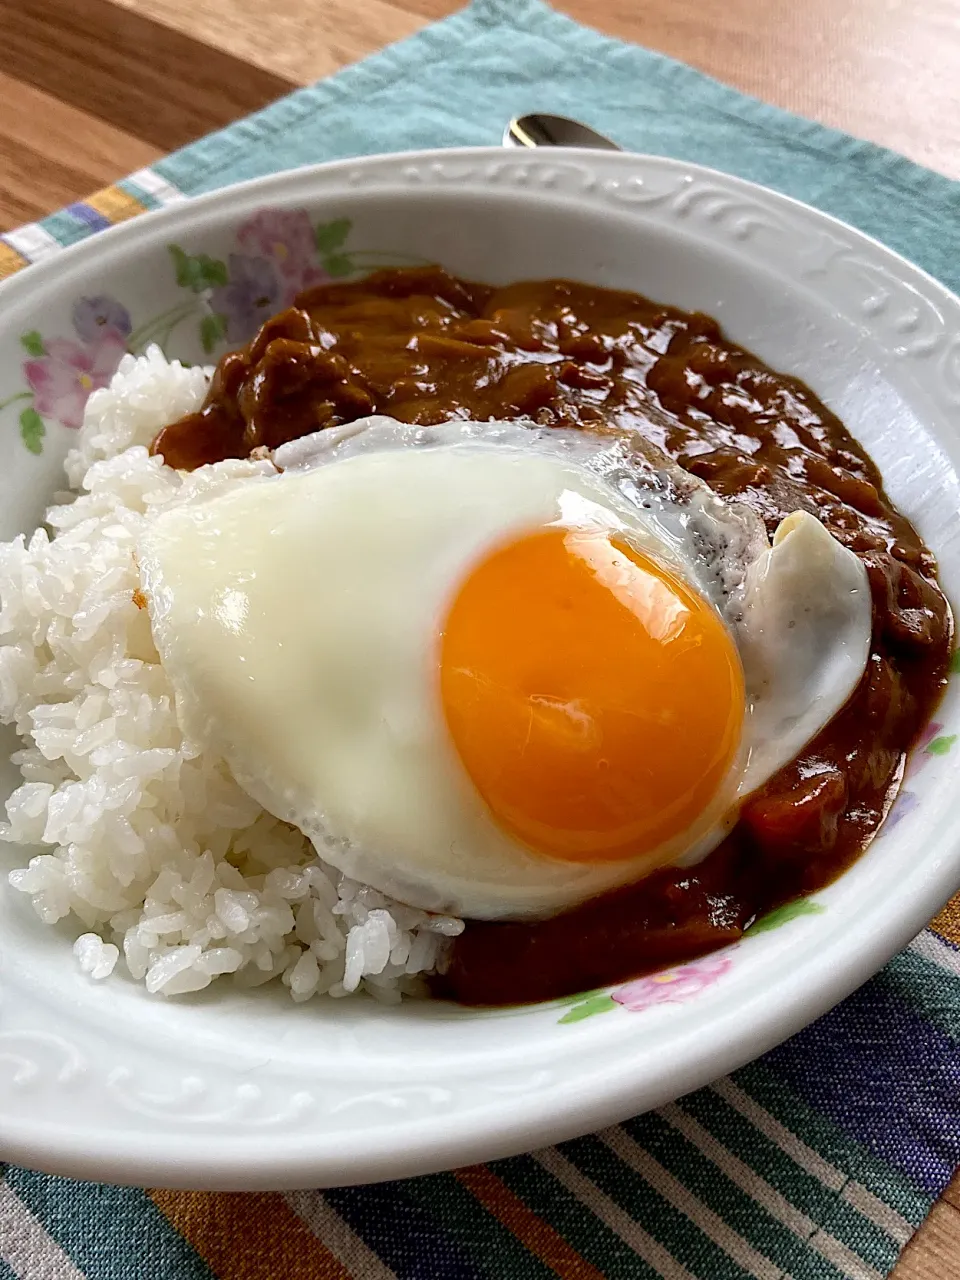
15, 0, 960, 301
2, 3, 960, 1278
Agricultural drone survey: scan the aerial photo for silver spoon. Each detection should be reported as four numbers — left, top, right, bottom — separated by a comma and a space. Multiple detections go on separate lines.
502, 114, 621, 151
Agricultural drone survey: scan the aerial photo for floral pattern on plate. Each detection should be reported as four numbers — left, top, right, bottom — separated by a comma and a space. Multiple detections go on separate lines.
557, 954, 735, 1025
886, 693, 959, 828
1, 210, 413, 455
557, 899, 826, 1024
0, 299, 133, 452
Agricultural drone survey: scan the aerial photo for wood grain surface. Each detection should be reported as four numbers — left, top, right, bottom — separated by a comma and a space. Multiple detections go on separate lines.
0, 0, 958, 1271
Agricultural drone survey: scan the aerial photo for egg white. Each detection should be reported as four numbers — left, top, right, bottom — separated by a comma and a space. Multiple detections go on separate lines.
139, 417, 872, 919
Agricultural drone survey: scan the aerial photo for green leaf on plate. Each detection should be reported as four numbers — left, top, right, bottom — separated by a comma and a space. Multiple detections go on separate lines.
324, 253, 355, 279
169, 244, 193, 288
19, 406, 45, 455
169, 245, 228, 292
926, 734, 957, 756
197, 255, 228, 288
949, 651, 960, 674
556, 988, 602, 1007
559, 993, 617, 1024
315, 217, 351, 254
200, 312, 228, 354
745, 898, 825, 935
20, 330, 45, 357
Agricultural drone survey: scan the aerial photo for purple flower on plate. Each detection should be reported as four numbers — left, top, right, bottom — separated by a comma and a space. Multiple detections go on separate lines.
23, 332, 127, 429
612, 953, 732, 1012
210, 254, 281, 343
237, 208, 321, 297
72, 295, 132, 343
885, 789, 920, 831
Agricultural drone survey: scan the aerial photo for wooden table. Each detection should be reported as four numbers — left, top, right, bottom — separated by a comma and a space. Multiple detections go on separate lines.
0, 0, 957, 1272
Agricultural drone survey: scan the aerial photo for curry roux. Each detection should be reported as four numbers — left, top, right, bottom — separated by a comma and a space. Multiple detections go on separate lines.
152, 267, 953, 1006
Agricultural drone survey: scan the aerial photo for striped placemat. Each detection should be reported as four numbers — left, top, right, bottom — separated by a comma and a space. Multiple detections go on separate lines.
2, 2, 960, 1276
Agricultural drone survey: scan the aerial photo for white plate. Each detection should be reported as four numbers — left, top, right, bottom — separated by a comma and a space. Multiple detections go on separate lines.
0, 148, 957, 1190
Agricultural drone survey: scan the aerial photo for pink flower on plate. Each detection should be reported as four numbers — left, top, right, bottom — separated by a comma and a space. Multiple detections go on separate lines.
904, 720, 951, 779
23, 331, 127, 429
237, 208, 321, 297
612, 953, 733, 1012
917, 721, 943, 752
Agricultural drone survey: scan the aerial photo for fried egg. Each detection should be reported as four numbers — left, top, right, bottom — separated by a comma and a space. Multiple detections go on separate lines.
138, 417, 872, 919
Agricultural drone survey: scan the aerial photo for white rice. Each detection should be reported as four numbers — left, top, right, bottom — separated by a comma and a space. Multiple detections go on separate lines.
0, 347, 462, 1001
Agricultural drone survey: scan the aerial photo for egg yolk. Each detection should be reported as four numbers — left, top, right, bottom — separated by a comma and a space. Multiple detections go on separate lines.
439, 527, 744, 863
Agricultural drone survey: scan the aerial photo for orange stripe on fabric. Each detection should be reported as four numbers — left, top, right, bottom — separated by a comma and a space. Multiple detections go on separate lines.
84, 185, 147, 224
455, 1165, 607, 1280
0, 242, 27, 280
149, 1190, 352, 1280
931, 892, 960, 947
